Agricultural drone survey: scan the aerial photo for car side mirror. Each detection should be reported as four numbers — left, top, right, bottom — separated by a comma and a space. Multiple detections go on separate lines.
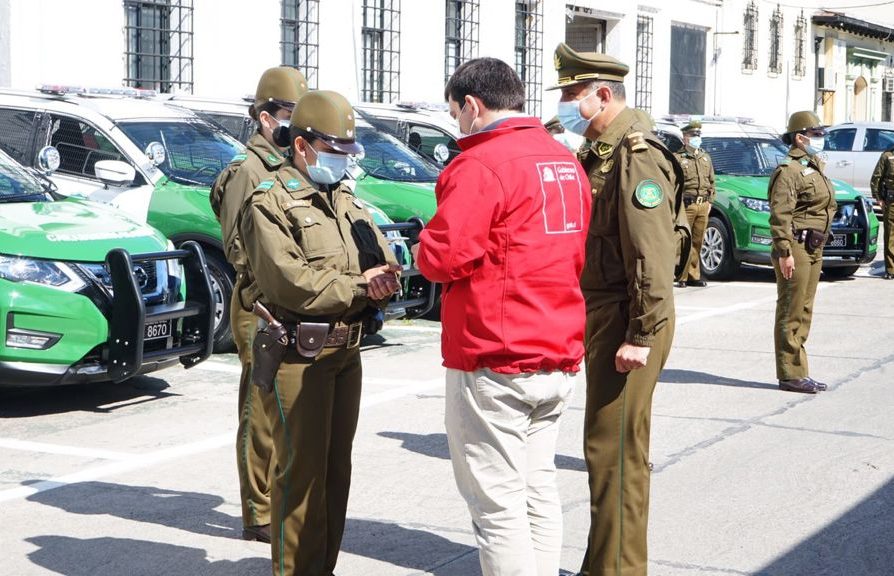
144, 141, 166, 166
433, 143, 450, 164
94, 160, 136, 187
37, 146, 61, 174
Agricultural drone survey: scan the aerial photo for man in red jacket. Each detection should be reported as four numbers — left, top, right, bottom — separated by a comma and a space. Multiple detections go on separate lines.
413, 57, 591, 576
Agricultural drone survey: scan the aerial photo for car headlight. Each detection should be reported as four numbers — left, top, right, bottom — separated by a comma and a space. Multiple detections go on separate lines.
0, 255, 85, 292
740, 197, 770, 212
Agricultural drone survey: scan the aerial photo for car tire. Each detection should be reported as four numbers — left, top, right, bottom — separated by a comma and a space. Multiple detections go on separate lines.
822, 264, 860, 279
201, 249, 236, 353
700, 215, 738, 280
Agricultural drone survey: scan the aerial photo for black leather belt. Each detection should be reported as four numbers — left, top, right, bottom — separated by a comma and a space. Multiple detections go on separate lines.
683, 196, 707, 206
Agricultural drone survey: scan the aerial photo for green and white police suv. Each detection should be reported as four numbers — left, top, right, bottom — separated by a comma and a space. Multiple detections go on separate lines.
0, 144, 213, 387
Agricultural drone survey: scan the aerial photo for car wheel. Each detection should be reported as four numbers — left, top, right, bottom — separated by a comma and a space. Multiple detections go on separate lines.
201, 249, 236, 352
700, 216, 738, 280
822, 264, 860, 279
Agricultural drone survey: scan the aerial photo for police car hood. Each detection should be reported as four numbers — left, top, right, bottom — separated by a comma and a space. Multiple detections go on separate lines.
0, 199, 168, 262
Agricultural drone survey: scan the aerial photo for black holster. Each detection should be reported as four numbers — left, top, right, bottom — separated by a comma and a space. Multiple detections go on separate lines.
251, 323, 288, 393
804, 229, 827, 254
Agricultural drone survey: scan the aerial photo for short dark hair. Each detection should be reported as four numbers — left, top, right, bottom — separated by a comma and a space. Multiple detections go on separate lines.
590, 80, 626, 100
444, 57, 525, 112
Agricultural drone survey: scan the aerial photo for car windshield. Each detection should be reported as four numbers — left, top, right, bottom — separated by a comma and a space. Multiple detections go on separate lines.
118, 120, 244, 186
702, 136, 789, 177
0, 149, 48, 201
355, 125, 440, 183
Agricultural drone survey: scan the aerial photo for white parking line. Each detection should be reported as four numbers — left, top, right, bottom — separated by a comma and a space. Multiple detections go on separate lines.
676, 285, 828, 326
0, 439, 133, 461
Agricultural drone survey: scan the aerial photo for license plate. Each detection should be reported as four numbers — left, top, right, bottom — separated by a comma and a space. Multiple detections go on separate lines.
144, 320, 171, 341
828, 234, 846, 248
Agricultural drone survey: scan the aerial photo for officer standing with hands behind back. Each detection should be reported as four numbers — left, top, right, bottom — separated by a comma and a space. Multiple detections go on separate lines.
239, 90, 401, 576
674, 119, 715, 288
210, 65, 307, 544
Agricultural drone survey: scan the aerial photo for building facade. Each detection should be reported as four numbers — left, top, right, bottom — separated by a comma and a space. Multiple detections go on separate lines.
0, 0, 891, 127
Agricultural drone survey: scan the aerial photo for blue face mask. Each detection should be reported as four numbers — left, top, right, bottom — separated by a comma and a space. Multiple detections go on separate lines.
806, 136, 825, 155
557, 89, 601, 136
689, 136, 702, 149
307, 149, 350, 185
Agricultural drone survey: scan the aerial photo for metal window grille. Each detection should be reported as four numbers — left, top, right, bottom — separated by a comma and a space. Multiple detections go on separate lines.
636, 15, 653, 113
793, 11, 807, 78
768, 5, 783, 75
281, 0, 320, 89
445, 0, 479, 83
742, 1, 758, 71
361, 0, 401, 103
514, 1, 543, 117
124, 0, 193, 93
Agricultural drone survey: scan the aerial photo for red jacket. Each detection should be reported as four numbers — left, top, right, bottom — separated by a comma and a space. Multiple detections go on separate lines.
416, 117, 590, 374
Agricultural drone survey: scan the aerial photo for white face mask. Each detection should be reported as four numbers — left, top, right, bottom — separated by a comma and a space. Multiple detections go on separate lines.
807, 136, 825, 154
689, 136, 703, 149
557, 89, 602, 135
306, 148, 350, 185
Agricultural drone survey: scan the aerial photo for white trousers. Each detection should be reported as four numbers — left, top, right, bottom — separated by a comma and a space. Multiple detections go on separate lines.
445, 367, 576, 576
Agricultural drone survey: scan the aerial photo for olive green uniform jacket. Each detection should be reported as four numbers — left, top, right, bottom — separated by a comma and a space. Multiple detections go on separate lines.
239, 165, 397, 322
870, 148, 894, 202
768, 147, 836, 258
675, 144, 715, 200
578, 107, 679, 346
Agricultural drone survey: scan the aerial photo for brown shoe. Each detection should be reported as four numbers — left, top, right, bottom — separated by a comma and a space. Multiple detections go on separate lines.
242, 524, 271, 543
779, 378, 819, 394
675, 281, 687, 288
806, 377, 827, 391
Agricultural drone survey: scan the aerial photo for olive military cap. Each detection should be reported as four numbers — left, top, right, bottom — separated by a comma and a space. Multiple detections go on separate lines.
785, 110, 824, 135
255, 66, 308, 109
682, 119, 702, 134
290, 90, 363, 155
548, 42, 629, 90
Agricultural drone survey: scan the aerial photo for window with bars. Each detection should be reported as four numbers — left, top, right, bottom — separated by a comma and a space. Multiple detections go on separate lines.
514, 1, 543, 117
742, 1, 758, 71
281, 0, 319, 88
124, 0, 193, 93
445, 0, 479, 83
361, 0, 401, 103
793, 11, 807, 78
768, 5, 783, 75
636, 15, 653, 113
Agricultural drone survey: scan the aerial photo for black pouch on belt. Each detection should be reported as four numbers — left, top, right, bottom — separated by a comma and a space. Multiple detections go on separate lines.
251, 324, 288, 393
805, 229, 826, 253
295, 322, 329, 358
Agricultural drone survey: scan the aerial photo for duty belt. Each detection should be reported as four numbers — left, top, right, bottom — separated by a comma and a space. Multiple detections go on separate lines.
683, 196, 707, 206
283, 321, 364, 349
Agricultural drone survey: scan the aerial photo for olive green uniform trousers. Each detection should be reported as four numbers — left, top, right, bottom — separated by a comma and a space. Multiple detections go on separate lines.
233, 291, 276, 528
580, 302, 675, 576
268, 345, 362, 576
680, 201, 710, 282
883, 202, 894, 275
772, 242, 823, 381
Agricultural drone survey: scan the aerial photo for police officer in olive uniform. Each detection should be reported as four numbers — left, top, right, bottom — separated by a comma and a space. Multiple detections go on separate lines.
239, 90, 401, 576
552, 43, 682, 576
870, 145, 894, 279
769, 111, 836, 394
674, 120, 715, 288
210, 66, 308, 543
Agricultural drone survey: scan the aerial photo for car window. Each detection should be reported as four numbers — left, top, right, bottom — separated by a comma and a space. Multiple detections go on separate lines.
863, 129, 894, 152
119, 120, 244, 187
355, 126, 440, 183
702, 136, 789, 176
825, 128, 856, 151
655, 129, 684, 153
49, 115, 126, 178
198, 112, 254, 144
408, 124, 461, 165
0, 149, 45, 198
0, 108, 37, 165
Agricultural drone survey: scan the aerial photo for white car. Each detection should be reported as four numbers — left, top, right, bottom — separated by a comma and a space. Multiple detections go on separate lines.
354, 101, 461, 166
824, 121, 894, 207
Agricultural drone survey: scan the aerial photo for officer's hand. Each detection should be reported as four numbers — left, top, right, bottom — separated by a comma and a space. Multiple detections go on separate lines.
363, 264, 402, 300
411, 242, 420, 263
780, 255, 795, 280
615, 343, 650, 373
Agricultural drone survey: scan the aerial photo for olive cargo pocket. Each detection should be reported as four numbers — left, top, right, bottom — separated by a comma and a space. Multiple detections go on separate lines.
288, 207, 342, 259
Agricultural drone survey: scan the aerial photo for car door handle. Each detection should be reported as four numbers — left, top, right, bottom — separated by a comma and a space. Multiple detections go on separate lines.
836, 160, 852, 167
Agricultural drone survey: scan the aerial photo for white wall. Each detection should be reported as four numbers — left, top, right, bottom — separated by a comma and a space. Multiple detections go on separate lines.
398, 0, 446, 103
0, 0, 10, 86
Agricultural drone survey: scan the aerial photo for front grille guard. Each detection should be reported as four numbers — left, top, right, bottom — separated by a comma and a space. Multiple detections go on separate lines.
105, 241, 214, 383
378, 217, 435, 319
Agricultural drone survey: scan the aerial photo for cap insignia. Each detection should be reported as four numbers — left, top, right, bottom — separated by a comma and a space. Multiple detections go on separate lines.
554, 52, 562, 70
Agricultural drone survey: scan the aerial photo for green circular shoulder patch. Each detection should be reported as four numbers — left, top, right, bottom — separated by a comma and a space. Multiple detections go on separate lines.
634, 179, 663, 208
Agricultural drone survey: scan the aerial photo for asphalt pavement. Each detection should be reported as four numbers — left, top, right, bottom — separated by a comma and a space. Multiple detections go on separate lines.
1, 258, 893, 576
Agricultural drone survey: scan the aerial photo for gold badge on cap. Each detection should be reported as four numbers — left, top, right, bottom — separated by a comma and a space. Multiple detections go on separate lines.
554, 52, 562, 70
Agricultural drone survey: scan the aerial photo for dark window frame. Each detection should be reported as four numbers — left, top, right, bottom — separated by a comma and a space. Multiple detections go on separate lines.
281, 0, 320, 89
635, 14, 654, 113
0, 108, 38, 166
445, 0, 479, 84
768, 5, 783, 75
123, 0, 194, 93
742, 1, 758, 72
361, 0, 401, 103
793, 11, 807, 78
515, 1, 543, 117
47, 114, 129, 180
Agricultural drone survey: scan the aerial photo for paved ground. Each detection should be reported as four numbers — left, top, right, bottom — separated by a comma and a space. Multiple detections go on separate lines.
1, 258, 893, 576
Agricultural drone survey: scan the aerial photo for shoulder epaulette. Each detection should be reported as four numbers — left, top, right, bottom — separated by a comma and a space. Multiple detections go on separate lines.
779, 158, 791, 166
253, 179, 276, 193
230, 153, 247, 164
626, 132, 648, 152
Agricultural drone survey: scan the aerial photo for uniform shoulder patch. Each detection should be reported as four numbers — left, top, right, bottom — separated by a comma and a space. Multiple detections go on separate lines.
266, 152, 282, 164
285, 178, 302, 191
626, 132, 648, 153
254, 180, 275, 192
230, 153, 247, 163
779, 158, 791, 165
634, 179, 664, 208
